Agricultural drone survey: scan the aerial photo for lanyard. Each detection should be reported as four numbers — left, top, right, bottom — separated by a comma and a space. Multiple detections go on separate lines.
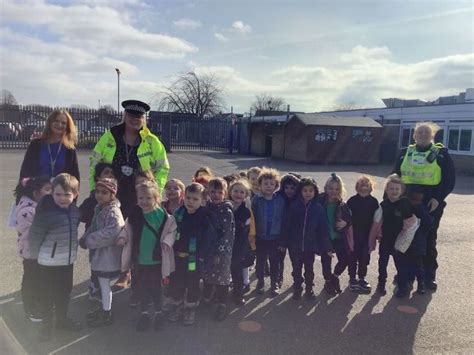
47, 143, 62, 177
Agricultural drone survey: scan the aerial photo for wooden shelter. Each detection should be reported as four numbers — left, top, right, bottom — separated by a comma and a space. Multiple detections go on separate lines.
284, 113, 383, 164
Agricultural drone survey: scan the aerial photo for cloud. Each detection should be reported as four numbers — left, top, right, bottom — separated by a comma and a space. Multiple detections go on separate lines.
232, 20, 252, 34
173, 18, 202, 30
214, 32, 229, 43
2, 0, 198, 60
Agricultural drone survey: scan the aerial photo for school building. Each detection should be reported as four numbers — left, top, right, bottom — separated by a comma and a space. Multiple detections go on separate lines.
246, 88, 474, 173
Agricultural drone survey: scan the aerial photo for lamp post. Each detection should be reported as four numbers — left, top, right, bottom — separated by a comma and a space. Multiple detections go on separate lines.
115, 68, 121, 113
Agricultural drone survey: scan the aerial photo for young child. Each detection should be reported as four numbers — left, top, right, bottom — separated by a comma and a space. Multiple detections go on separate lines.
168, 183, 212, 325
318, 173, 353, 295
14, 176, 52, 321
251, 168, 286, 296
162, 179, 185, 215
118, 181, 176, 332
79, 162, 115, 230
281, 178, 332, 300
79, 162, 115, 300
79, 178, 125, 327
135, 170, 156, 185
247, 167, 262, 199
27, 173, 81, 341
369, 174, 413, 295
228, 179, 255, 306
394, 185, 433, 298
202, 178, 235, 320
346, 175, 379, 293
276, 173, 301, 288
193, 166, 213, 187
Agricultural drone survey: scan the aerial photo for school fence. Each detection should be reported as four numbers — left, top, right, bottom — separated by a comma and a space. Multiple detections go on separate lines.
0, 105, 239, 152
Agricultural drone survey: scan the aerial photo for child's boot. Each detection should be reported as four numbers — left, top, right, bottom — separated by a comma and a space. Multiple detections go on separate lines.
358, 279, 372, 293
331, 274, 342, 293
324, 279, 336, 295
167, 301, 183, 322
395, 287, 409, 298
183, 302, 197, 326
270, 284, 280, 297
349, 278, 360, 292
256, 280, 265, 294
86, 307, 102, 323
89, 310, 112, 327
416, 281, 426, 295
376, 280, 387, 295
292, 287, 303, 300
304, 287, 316, 301
214, 303, 227, 321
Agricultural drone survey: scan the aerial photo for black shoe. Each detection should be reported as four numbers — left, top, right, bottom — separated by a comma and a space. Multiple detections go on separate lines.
331, 275, 342, 293
233, 295, 246, 306
182, 308, 195, 326
426, 280, 437, 291
56, 317, 82, 331
256, 281, 265, 294
214, 303, 227, 321
349, 279, 360, 292
416, 282, 427, 295
270, 286, 280, 297
243, 283, 251, 294
304, 289, 316, 301
153, 312, 163, 331
292, 288, 302, 300
89, 310, 112, 327
324, 280, 337, 295
167, 304, 183, 322
358, 279, 372, 293
38, 323, 52, 342
376, 282, 387, 296
395, 288, 408, 298
86, 308, 102, 322
277, 279, 283, 289
136, 313, 151, 332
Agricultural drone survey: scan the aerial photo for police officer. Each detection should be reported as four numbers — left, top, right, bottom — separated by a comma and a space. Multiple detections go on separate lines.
90, 99, 169, 218
393, 121, 455, 291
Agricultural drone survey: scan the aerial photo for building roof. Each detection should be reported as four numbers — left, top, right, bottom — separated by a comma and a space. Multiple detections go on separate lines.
290, 113, 382, 128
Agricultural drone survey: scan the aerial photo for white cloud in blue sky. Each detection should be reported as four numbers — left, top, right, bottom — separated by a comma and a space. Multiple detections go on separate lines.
1, 0, 473, 112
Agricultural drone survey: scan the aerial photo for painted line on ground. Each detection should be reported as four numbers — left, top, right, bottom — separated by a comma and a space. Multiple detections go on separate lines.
49, 334, 91, 355
0, 316, 27, 355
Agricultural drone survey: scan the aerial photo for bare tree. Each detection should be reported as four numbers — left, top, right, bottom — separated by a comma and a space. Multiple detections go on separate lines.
251, 93, 286, 112
1, 89, 18, 105
158, 71, 224, 119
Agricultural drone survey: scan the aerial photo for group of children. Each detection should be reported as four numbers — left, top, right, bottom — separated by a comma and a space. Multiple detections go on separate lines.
13, 164, 434, 341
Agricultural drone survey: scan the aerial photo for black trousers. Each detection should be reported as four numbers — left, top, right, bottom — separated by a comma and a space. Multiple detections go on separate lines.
135, 264, 162, 312
424, 207, 444, 282
22, 259, 41, 316
378, 241, 396, 283
169, 257, 201, 304
231, 262, 244, 297
394, 252, 424, 291
289, 249, 315, 290
278, 248, 286, 282
348, 235, 370, 280
38, 264, 73, 324
256, 239, 280, 287
321, 238, 348, 280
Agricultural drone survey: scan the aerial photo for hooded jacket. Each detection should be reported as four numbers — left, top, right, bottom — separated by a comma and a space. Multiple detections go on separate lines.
15, 196, 38, 259
27, 195, 80, 266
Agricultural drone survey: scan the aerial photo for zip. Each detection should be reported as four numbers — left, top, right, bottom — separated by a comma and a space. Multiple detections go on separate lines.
301, 201, 310, 251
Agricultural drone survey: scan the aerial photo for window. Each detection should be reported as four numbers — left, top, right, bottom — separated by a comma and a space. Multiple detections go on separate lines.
460, 129, 472, 151
448, 127, 473, 152
315, 128, 337, 142
401, 128, 414, 147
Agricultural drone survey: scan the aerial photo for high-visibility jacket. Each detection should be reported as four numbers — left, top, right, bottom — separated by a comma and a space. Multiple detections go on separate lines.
89, 123, 170, 191
400, 143, 442, 186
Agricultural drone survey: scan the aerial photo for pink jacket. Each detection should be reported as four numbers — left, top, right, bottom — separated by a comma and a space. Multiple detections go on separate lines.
119, 214, 177, 278
15, 196, 38, 259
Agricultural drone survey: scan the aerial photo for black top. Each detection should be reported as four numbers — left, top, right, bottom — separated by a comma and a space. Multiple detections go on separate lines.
393, 144, 456, 204
174, 206, 210, 256
380, 198, 413, 245
19, 138, 80, 182
347, 194, 379, 236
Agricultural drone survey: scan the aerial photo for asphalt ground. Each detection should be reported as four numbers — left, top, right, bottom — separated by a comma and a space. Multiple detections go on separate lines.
0, 150, 473, 355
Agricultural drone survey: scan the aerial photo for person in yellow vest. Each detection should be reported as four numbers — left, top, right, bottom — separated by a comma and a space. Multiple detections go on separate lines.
393, 121, 455, 291
89, 100, 170, 219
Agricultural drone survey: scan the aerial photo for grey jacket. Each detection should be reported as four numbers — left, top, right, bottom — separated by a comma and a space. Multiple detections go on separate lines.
251, 193, 286, 240
28, 195, 80, 266
80, 199, 125, 273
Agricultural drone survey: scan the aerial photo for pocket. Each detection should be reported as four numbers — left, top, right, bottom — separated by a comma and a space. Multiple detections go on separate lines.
51, 242, 57, 258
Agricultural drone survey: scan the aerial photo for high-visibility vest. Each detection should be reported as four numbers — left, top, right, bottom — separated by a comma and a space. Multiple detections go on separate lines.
400, 143, 442, 185
89, 124, 169, 191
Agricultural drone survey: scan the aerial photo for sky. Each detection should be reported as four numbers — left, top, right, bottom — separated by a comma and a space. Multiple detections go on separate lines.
1, 0, 473, 113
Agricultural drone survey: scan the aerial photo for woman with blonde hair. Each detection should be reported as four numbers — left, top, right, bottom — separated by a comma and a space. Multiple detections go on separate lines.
393, 121, 455, 291
19, 109, 80, 181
